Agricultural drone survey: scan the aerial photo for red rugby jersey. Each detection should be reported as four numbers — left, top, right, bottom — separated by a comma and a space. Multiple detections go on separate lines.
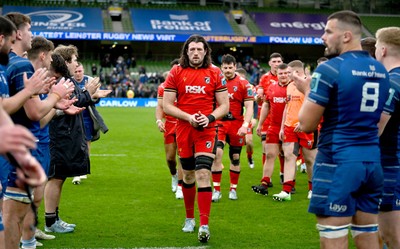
226, 75, 254, 121
164, 64, 227, 116
265, 82, 288, 127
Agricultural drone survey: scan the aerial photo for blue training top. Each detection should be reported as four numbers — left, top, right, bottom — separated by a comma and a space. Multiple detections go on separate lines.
380, 67, 400, 164
309, 50, 390, 162
6, 52, 41, 139
0, 65, 9, 98
37, 93, 50, 144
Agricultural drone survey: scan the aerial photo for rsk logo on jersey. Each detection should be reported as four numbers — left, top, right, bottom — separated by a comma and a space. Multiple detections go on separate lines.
185, 85, 206, 94
205, 77, 210, 84
273, 97, 286, 103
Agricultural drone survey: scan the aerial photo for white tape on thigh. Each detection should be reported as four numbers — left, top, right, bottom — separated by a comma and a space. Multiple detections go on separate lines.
316, 223, 350, 239
350, 224, 379, 238
3, 189, 32, 204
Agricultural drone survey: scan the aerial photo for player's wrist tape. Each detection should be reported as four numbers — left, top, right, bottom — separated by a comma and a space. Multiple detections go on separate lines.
242, 122, 249, 127
207, 115, 216, 123
156, 119, 162, 124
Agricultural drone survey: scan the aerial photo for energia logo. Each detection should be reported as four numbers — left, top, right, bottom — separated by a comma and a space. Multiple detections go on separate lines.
27, 10, 85, 30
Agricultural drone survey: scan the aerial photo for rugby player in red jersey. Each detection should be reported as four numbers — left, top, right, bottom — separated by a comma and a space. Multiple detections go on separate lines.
252, 63, 290, 196
163, 35, 229, 243
210, 54, 254, 202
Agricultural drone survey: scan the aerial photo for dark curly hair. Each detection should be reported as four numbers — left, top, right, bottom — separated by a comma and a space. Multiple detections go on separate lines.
178, 35, 212, 69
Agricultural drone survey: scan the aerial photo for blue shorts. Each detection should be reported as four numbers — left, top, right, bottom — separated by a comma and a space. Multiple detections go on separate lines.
309, 152, 383, 217
83, 117, 94, 141
0, 157, 12, 195
379, 161, 400, 211
37, 142, 51, 176
5, 147, 42, 189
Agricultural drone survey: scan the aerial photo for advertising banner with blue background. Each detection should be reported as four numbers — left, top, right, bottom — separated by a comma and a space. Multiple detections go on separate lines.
97, 98, 158, 108
250, 12, 328, 37
130, 9, 234, 35
2, 6, 104, 32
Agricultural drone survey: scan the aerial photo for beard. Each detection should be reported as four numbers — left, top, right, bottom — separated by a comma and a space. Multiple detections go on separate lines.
323, 46, 340, 59
0, 53, 9, 66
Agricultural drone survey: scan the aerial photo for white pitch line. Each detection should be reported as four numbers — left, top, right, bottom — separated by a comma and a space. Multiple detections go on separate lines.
90, 154, 127, 157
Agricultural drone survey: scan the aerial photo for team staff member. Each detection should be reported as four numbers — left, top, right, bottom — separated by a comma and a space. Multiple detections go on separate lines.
294, 10, 390, 249
163, 34, 229, 243
211, 54, 254, 202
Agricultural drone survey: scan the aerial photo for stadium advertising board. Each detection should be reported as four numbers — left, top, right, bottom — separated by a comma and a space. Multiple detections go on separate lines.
250, 12, 328, 37
130, 9, 235, 35
1, 6, 323, 45
2, 6, 104, 32
28, 31, 323, 45
97, 98, 158, 108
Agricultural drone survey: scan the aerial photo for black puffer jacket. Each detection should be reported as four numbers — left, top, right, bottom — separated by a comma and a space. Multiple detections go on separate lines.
49, 78, 93, 178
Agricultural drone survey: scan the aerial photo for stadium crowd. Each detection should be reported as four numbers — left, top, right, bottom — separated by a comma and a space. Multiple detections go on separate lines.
91, 52, 264, 99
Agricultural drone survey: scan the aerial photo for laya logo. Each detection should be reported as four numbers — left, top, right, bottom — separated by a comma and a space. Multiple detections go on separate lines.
185, 86, 206, 94
27, 10, 85, 30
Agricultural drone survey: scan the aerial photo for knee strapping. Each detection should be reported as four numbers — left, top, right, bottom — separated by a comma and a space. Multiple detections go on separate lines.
229, 146, 242, 166
216, 141, 225, 150
261, 134, 266, 141
350, 224, 378, 238
195, 155, 214, 171
316, 223, 350, 239
180, 157, 195, 171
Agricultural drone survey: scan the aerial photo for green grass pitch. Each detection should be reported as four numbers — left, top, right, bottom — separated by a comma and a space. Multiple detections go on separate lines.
37, 107, 326, 248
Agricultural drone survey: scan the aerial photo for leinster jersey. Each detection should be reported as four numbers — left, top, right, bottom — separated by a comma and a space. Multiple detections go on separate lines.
380, 67, 400, 163
308, 51, 390, 162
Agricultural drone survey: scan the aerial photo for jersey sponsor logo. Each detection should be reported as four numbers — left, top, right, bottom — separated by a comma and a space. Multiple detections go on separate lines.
310, 72, 321, 92
329, 203, 347, 213
228, 93, 234, 99
185, 85, 206, 94
205, 77, 210, 84
273, 97, 286, 103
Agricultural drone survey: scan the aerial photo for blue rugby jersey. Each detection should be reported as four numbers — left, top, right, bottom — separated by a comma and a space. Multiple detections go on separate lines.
0, 65, 9, 98
6, 52, 40, 139
308, 50, 390, 162
380, 67, 400, 163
